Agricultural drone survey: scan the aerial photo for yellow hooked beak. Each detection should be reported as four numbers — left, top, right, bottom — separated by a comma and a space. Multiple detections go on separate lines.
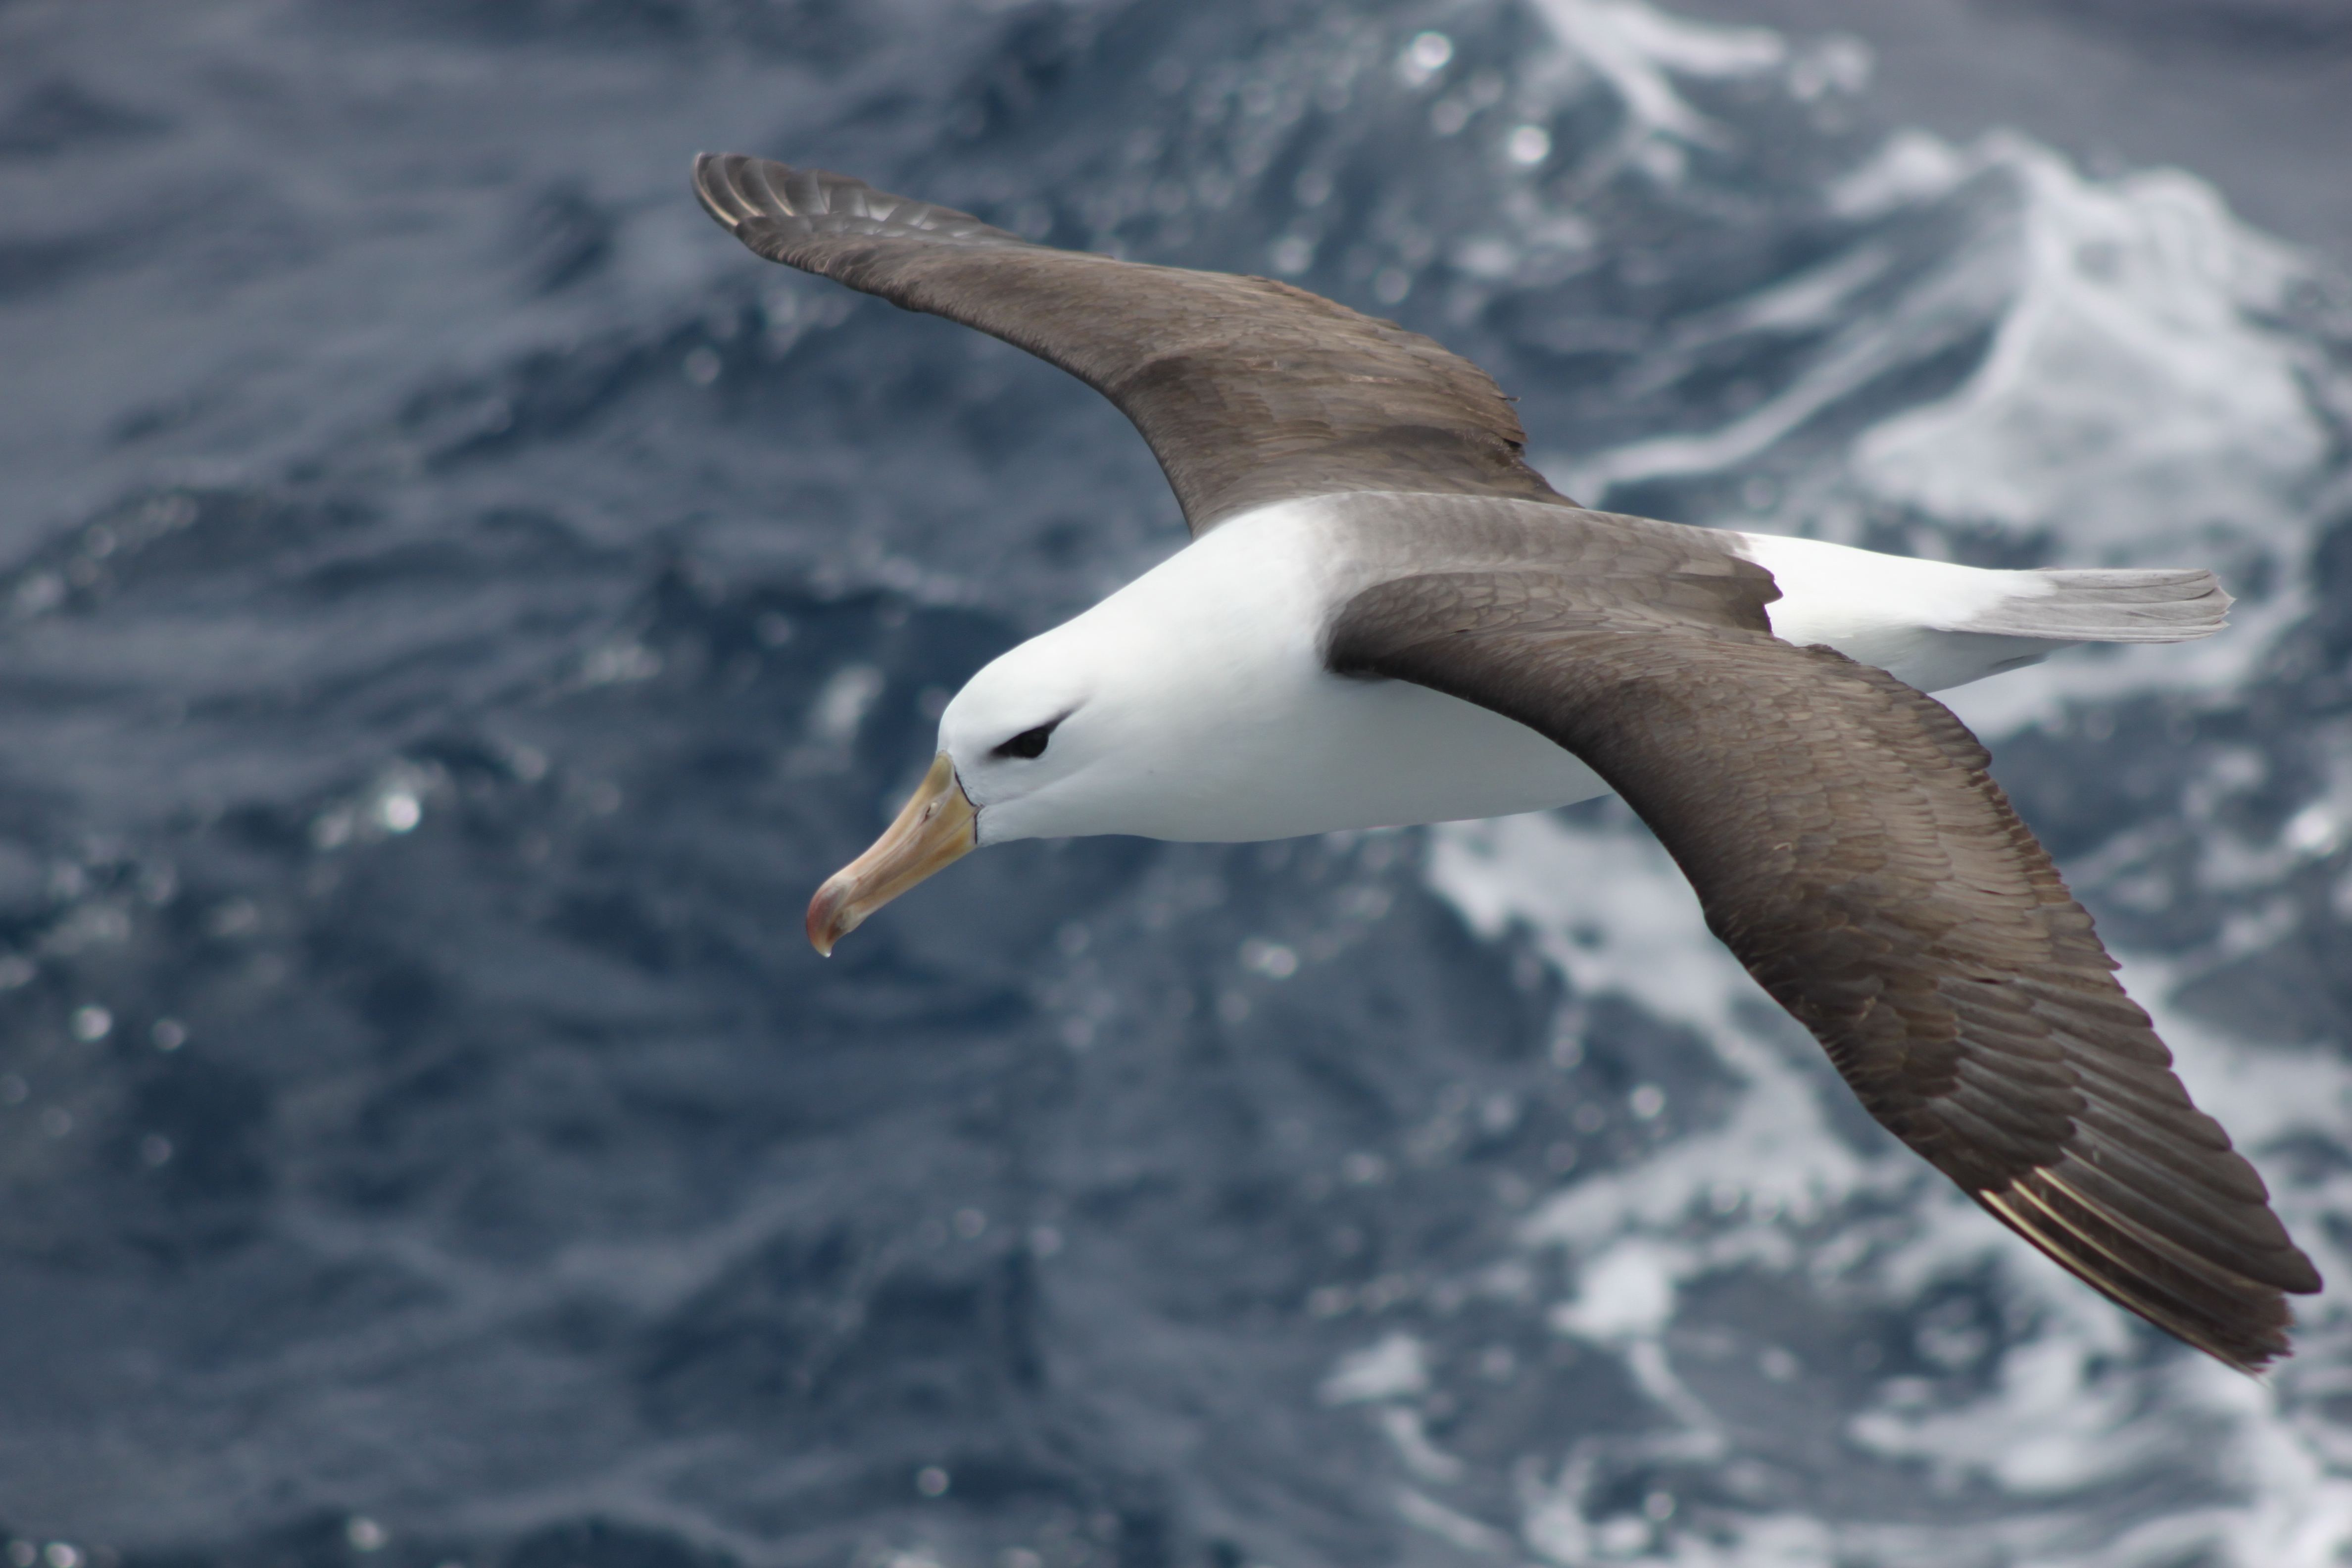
806, 752, 978, 955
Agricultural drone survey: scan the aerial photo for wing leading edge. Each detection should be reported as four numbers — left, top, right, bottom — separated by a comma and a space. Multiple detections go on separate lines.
1327, 566, 2320, 1371
693, 153, 1572, 534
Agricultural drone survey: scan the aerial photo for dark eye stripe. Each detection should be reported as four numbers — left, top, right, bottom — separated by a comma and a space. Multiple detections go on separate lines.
992, 720, 1059, 760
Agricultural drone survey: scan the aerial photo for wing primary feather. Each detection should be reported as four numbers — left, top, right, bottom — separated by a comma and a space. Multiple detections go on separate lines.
2046, 1145, 2312, 1289
1977, 1186, 2293, 1372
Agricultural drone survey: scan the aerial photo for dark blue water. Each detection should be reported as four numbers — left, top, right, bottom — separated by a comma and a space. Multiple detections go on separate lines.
3, 2, 2350, 1565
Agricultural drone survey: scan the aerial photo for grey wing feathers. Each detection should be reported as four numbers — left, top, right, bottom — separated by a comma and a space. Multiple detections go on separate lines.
1327, 557, 2318, 1372
1956, 567, 2233, 643
692, 153, 1574, 534
695, 156, 1033, 252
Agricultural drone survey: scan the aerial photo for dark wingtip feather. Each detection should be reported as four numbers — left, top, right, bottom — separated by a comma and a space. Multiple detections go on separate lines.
689, 153, 1033, 256
690, 152, 735, 231
1980, 1176, 2315, 1375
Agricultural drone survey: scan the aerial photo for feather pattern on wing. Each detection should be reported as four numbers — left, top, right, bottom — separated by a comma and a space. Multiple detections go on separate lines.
693, 153, 1570, 533
1326, 556, 2320, 1371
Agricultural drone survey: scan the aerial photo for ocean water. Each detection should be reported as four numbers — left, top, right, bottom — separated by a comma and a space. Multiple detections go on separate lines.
2, 1, 2350, 1565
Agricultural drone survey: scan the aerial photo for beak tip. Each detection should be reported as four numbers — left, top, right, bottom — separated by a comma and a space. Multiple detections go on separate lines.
806, 879, 849, 957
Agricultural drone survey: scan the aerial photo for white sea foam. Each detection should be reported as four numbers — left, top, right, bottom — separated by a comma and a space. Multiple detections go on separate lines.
1849, 139, 2321, 556
1524, 0, 1787, 152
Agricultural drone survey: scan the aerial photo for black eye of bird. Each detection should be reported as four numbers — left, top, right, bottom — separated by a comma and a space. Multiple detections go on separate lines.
993, 720, 1059, 760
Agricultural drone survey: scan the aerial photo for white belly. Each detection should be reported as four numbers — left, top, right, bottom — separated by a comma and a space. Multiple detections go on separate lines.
1149, 674, 1608, 842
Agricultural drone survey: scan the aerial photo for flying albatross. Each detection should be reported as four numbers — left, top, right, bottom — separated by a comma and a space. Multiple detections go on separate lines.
693, 153, 2320, 1372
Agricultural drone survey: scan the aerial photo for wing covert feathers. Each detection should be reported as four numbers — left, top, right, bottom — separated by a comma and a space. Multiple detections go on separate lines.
1328, 560, 2319, 1372
693, 153, 1573, 533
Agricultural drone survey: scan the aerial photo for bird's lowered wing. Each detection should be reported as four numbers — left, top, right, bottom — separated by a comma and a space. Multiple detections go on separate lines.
1328, 566, 2320, 1371
692, 154, 1571, 534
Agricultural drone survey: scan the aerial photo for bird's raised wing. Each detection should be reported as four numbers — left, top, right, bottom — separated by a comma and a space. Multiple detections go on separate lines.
692, 154, 1571, 535
1328, 565, 2320, 1372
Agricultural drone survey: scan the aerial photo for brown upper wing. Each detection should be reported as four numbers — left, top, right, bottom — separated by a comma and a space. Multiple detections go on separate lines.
1327, 563, 2320, 1372
692, 154, 1571, 534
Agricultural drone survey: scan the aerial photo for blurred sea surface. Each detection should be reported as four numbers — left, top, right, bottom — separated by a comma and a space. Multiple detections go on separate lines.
3, 1, 2352, 1565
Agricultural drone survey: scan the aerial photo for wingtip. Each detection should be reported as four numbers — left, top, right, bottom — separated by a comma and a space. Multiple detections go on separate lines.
686, 151, 799, 237
1977, 1179, 2307, 1376
691, 150, 746, 233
